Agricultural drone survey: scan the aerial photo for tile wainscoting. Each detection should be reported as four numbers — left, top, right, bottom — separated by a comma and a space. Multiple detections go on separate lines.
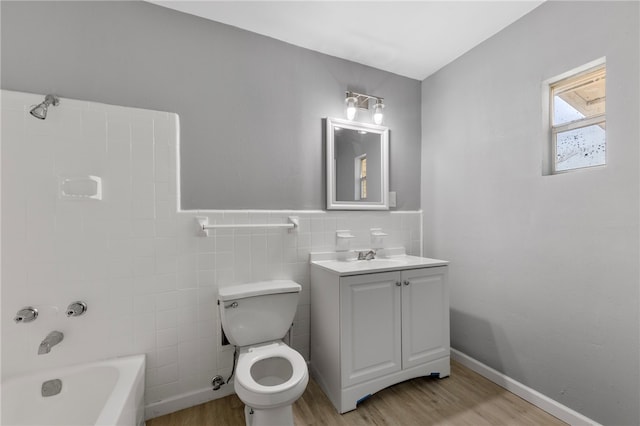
1, 90, 423, 418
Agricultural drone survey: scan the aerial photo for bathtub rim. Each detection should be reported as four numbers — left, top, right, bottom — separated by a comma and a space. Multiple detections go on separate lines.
95, 354, 146, 426
1, 354, 146, 426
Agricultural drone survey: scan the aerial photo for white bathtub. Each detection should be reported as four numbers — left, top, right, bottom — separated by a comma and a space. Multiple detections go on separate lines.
1, 354, 145, 426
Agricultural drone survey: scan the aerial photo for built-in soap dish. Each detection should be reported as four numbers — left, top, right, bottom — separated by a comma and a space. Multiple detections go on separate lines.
336, 230, 355, 252
58, 175, 102, 200
370, 228, 388, 249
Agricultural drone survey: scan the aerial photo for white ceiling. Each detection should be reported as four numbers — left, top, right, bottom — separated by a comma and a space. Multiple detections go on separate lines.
150, 1, 545, 81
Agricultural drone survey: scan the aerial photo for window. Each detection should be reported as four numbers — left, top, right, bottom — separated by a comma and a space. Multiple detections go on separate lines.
355, 154, 367, 200
548, 62, 606, 173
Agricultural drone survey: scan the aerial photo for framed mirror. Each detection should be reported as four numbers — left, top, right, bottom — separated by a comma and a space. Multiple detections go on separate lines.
326, 117, 389, 210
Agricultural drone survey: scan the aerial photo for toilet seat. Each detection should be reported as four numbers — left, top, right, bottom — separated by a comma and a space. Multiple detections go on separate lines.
236, 342, 307, 396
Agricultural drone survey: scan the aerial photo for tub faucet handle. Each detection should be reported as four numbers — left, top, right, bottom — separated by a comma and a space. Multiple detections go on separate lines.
14, 306, 38, 323
66, 301, 87, 317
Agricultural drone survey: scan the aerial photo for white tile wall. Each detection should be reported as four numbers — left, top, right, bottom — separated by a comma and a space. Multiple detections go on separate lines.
1, 90, 422, 414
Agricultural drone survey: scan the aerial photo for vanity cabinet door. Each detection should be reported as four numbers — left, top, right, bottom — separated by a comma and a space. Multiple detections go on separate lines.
401, 267, 449, 369
340, 271, 402, 387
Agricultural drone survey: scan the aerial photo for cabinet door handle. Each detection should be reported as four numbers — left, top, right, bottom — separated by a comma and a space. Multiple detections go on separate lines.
403, 280, 410, 286
395, 281, 401, 287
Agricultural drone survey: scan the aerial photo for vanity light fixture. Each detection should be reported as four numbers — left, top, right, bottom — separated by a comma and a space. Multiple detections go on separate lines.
344, 91, 385, 124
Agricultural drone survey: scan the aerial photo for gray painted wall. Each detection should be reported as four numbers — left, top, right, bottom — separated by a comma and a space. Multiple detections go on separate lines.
0, 0, 421, 210
421, 2, 639, 424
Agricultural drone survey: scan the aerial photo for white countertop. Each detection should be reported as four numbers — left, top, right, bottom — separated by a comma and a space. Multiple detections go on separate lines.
310, 248, 448, 276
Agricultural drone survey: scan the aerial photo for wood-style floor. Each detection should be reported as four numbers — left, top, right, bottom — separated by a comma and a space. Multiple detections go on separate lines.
147, 361, 566, 426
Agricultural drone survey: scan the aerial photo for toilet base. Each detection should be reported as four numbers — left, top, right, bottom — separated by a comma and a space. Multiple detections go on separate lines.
244, 404, 294, 426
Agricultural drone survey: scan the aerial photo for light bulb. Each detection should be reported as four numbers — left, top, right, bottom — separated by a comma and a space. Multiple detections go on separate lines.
345, 96, 357, 120
373, 99, 384, 125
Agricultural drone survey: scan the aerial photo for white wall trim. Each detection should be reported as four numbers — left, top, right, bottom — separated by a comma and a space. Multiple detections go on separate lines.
179, 209, 424, 214
451, 349, 601, 426
144, 384, 235, 420
419, 209, 424, 257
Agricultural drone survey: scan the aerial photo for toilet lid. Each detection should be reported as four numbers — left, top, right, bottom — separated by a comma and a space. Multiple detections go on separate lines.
236, 343, 307, 395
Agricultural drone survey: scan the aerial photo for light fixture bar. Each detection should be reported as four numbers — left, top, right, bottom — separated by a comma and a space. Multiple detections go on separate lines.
345, 91, 385, 123
345, 91, 383, 110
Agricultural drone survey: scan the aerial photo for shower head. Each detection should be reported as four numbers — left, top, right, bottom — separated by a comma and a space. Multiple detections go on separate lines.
29, 94, 59, 120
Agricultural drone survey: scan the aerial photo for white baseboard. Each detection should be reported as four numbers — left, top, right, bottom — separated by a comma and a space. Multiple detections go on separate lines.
451, 349, 600, 426
144, 383, 235, 420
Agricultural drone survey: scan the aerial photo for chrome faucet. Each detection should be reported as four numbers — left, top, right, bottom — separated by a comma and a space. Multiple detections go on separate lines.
14, 306, 38, 323
357, 249, 376, 261
38, 331, 64, 355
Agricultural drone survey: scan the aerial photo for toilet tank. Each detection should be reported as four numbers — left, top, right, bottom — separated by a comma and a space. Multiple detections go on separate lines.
218, 280, 301, 347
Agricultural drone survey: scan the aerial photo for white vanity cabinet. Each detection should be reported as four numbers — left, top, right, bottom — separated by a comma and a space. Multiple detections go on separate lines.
310, 255, 450, 414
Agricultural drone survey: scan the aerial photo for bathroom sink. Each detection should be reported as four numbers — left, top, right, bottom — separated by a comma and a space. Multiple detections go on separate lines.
348, 258, 410, 268
310, 250, 448, 276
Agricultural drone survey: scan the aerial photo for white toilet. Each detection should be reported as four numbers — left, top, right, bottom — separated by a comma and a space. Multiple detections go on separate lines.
218, 280, 309, 426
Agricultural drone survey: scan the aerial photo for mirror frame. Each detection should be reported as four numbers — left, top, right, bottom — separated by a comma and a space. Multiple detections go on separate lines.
326, 117, 389, 210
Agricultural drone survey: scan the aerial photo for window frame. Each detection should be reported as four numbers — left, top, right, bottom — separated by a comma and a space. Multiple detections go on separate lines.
355, 154, 367, 200
543, 58, 607, 175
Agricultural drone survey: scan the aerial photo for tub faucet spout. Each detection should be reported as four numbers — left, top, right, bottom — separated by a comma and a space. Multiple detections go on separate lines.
38, 331, 64, 355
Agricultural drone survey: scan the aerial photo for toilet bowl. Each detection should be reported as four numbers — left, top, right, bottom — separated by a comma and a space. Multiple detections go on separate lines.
218, 280, 309, 426
235, 341, 309, 410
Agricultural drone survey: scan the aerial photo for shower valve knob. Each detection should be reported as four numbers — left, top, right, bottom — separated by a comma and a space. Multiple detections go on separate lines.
14, 307, 38, 323
66, 301, 87, 317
